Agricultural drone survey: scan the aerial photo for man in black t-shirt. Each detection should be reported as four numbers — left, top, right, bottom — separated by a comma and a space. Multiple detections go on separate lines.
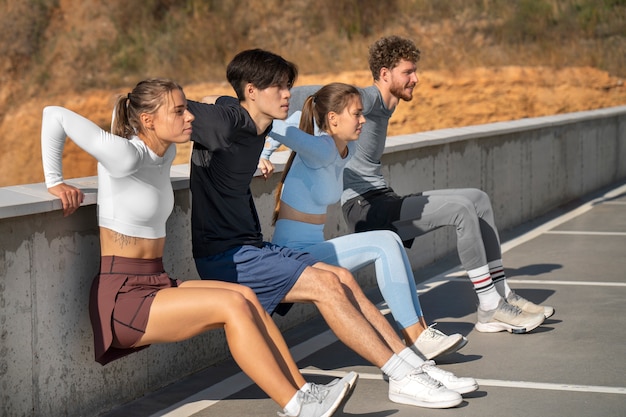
189, 48, 476, 409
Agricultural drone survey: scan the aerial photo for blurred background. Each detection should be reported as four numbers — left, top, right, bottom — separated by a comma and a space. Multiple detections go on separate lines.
1, 0, 625, 186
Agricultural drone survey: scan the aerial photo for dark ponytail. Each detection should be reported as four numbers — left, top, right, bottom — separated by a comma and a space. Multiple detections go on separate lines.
271, 82, 360, 225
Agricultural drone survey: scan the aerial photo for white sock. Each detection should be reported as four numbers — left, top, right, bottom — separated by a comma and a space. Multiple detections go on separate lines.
282, 391, 301, 416
489, 259, 512, 297
469, 265, 501, 310
381, 354, 414, 381
398, 347, 425, 368
300, 382, 311, 392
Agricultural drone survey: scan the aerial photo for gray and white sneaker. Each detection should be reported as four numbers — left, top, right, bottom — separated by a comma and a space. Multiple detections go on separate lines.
475, 298, 545, 334
388, 370, 462, 409
279, 380, 349, 417
506, 291, 555, 319
320, 371, 359, 394
412, 324, 468, 359
310, 371, 359, 411
421, 360, 478, 394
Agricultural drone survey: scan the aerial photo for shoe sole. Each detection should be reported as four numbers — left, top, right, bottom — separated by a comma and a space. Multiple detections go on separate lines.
388, 392, 462, 409
544, 307, 555, 319
447, 380, 479, 395
320, 382, 350, 417
428, 336, 469, 360
474, 315, 545, 334
336, 372, 359, 412
423, 335, 468, 360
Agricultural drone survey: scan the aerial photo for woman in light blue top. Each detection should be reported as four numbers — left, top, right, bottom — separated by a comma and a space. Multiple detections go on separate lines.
263, 83, 467, 360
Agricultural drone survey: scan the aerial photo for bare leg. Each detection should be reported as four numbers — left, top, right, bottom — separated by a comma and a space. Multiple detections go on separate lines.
136, 281, 300, 407
181, 280, 306, 388
283, 265, 396, 368
314, 263, 411, 355
401, 317, 428, 346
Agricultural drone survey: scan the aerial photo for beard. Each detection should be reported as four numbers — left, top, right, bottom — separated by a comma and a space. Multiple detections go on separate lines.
389, 82, 415, 102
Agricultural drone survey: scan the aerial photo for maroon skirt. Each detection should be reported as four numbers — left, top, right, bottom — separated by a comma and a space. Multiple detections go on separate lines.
89, 256, 181, 365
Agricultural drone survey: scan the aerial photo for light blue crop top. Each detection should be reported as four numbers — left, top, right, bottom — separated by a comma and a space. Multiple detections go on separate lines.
263, 112, 355, 215
41, 106, 175, 239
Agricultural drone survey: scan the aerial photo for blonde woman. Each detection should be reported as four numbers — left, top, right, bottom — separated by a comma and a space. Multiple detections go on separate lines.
41, 78, 350, 417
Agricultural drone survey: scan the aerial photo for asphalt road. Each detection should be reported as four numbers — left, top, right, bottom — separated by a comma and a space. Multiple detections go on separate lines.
104, 180, 626, 417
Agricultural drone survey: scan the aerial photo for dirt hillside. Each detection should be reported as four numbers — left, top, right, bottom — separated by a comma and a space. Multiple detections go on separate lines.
2, 65, 625, 187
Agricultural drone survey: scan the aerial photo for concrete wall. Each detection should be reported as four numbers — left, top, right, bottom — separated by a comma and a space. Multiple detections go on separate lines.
1, 106, 625, 416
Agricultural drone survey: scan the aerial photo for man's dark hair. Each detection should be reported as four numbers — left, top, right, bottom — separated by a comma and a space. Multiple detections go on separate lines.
226, 49, 298, 101
368, 36, 421, 81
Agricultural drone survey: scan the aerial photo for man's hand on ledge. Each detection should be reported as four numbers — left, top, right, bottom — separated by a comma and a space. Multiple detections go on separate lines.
48, 183, 85, 217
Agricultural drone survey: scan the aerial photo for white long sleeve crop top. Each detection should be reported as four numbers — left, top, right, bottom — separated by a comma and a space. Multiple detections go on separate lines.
41, 106, 175, 239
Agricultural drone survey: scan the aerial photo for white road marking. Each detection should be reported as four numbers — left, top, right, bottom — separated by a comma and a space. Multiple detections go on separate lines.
301, 370, 626, 395
506, 279, 626, 287
545, 230, 626, 236
440, 276, 626, 288
500, 183, 626, 254
150, 184, 626, 416
474, 379, 626, 395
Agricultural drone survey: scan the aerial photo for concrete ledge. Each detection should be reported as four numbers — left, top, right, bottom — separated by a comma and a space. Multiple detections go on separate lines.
1, 105, 625, 416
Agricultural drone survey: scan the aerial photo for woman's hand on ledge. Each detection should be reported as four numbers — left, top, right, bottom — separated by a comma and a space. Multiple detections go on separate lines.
48, 183, 85, 217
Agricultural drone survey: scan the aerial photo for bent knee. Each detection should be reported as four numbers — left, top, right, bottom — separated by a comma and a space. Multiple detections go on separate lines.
320, 265, 359, 289
317, 268, 363, 301
474, 189, 494, 213
237, 285, 259, 303
462, 188, 490, 205
320, 268, 346, 288
452, 198, 477, 218
300, 266, 347, 294
221, 290, 254, 314
370, 230, 404, 247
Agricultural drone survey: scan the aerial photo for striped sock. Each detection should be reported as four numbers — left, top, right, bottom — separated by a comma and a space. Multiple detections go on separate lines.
469, 265, 501, 310
489, 259, 512, 297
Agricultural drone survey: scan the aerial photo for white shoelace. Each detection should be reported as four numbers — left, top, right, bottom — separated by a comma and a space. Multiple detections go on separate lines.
408, 367, 444, 388
423, 323, 447, 340
421, 360, 453, 377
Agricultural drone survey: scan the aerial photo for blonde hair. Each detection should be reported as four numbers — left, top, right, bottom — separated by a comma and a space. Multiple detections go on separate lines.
112, 78, 184, 138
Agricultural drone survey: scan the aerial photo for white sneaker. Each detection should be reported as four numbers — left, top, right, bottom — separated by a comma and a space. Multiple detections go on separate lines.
413, 324, 468, 359
388, 370, 462, 409
279, 380, 349, 417
421, 360, 478, 394
313, 371, 358, 411
506, 291, 555, 319
321, 371, 358, 393
475, 298, 545, 333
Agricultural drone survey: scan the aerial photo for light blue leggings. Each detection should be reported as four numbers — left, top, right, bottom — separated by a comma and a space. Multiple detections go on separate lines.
272, 219, 423, 329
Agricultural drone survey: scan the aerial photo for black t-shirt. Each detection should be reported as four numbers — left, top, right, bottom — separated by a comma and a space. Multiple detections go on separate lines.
188, 98, 271, 258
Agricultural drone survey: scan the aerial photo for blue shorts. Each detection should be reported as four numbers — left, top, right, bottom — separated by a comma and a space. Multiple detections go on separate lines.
194, 243, 318, 315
